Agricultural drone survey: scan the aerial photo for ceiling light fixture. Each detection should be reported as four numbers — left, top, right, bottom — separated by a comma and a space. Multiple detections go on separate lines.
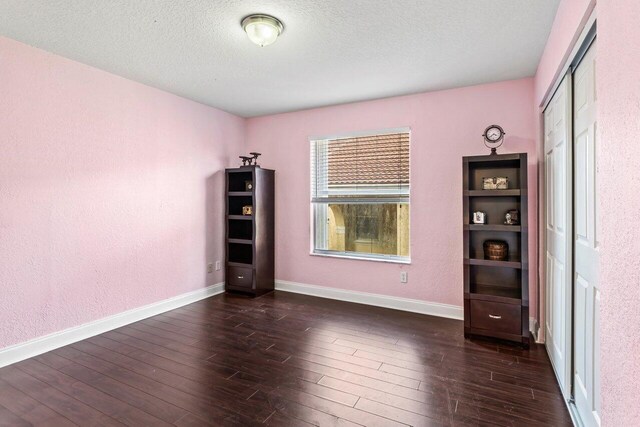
241, 14, 284, 47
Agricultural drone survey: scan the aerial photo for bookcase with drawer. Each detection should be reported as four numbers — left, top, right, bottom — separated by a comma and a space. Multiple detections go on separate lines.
463, 153, 529, 347
225, 166, 274, 296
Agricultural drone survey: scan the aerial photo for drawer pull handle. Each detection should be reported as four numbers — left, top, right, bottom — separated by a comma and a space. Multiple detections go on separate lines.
237, 275, 244, 279
489, 314, 502, 319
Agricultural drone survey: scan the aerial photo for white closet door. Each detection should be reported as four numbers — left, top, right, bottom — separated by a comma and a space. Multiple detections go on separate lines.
543, 75, 572, 398
573, 40, 600, 427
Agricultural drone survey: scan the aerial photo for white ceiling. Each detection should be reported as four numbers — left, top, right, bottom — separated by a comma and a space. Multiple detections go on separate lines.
0, 0, 560, 117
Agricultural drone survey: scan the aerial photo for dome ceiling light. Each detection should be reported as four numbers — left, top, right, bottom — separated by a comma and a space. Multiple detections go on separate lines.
241, 14, 284, 47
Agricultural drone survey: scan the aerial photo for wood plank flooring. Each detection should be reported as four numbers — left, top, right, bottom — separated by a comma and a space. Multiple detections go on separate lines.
0, 291, 572, 426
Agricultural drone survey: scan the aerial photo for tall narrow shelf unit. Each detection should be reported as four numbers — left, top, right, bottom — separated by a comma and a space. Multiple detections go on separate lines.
463, 153, 529, 346
225, 166, 275, 296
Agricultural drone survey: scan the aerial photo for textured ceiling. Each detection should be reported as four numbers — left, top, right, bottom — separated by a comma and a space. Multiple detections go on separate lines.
0, 0, 560, 117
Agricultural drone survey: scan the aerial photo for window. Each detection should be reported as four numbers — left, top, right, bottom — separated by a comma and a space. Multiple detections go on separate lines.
311, 129, 410, 262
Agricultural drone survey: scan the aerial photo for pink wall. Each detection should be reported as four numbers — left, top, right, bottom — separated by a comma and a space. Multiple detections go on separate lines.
534, 0, 595, 106
0, 37, 245, 349
598, 1, 640, 423
533, 0, 594, 340
534, 0, 640, 423
246, 78, 537, 311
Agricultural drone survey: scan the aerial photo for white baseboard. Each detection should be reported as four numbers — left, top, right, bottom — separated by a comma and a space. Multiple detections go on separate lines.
0, 282, 224, 368
275, 280, 463, 320
530, 317, 543, 343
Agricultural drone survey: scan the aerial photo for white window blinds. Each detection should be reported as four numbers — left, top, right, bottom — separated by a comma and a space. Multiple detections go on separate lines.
311, 131, 410, 202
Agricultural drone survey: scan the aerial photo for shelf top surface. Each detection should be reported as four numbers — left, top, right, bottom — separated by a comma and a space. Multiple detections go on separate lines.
226, 165, 275, 172
463, 152, 526, 163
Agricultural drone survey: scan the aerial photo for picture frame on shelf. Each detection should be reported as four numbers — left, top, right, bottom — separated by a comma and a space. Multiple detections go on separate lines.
472, 211, 487, 224
504, 209, 520, 225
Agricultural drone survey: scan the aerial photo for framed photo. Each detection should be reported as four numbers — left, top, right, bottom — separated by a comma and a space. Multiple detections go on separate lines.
504, 209, 520, 225
472, 211, 487, 224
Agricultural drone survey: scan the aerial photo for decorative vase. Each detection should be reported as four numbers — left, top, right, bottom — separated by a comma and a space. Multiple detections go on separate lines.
483, 240, 508, 261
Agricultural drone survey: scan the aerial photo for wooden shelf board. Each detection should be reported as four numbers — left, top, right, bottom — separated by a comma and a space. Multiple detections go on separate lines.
465, 258, 522, 269
227, 261, 253, 268
228, 215, 253, 220
464, 224, 522, 232
467, 284, 522, 304
228, 238, 252, 245
464, 190, 521, 197
228, 191, 252, 196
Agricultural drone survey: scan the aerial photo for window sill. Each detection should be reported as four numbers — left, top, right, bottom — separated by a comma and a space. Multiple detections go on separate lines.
310, 252, 411, 265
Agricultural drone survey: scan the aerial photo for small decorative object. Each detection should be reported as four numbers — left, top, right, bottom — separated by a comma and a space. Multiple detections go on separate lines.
472, 211, 487, 224
483, 240, 509, 261
496, 177, 508, 189
504, 209, 520, 225
249, 152, 262, 166
483, 124, 505, 155
242, 205, 253, 216
239, 152, 262, 167
482, 176, 509, 190
245, 181, 254, 191
482, 177, 495, 189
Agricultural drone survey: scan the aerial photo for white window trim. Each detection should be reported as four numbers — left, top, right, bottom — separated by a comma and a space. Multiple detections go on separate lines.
309, 127, 411, 263
310, 251, 411, 265
309, 126, 411, 142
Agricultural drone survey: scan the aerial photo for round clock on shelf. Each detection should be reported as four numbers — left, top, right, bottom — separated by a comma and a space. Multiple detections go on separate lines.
483, 125, 505, 154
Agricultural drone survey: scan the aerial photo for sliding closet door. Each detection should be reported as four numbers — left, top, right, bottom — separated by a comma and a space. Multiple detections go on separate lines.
572, 40, 600, 427
543, 74, 572, 398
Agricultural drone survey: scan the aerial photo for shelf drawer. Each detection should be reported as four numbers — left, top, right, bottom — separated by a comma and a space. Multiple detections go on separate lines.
227, 266, 253, 289
470, 300, 521, 335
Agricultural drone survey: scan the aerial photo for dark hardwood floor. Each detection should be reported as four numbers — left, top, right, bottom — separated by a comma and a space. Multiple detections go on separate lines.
0, 291, 571, 426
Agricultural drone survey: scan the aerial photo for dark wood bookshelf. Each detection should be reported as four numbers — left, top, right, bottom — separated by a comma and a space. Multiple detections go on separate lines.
463, 153, 529, 347
225, 166, 275, 296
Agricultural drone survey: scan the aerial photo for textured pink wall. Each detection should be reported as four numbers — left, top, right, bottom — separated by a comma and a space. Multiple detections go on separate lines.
534, 0, 594, 106
598, 1, 640, 423
0, 37, 245, 349
533, 0, 594, 339
534, 0, 640, 423
246, 78, 537, 311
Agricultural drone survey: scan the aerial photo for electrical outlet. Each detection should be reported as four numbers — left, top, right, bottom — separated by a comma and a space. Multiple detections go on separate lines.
215, 260, 221, 271
400, 271, 408, 283
207, 262, 213, 274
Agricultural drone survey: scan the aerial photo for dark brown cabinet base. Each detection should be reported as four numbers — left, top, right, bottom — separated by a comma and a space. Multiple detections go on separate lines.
225, 166, 274, 296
